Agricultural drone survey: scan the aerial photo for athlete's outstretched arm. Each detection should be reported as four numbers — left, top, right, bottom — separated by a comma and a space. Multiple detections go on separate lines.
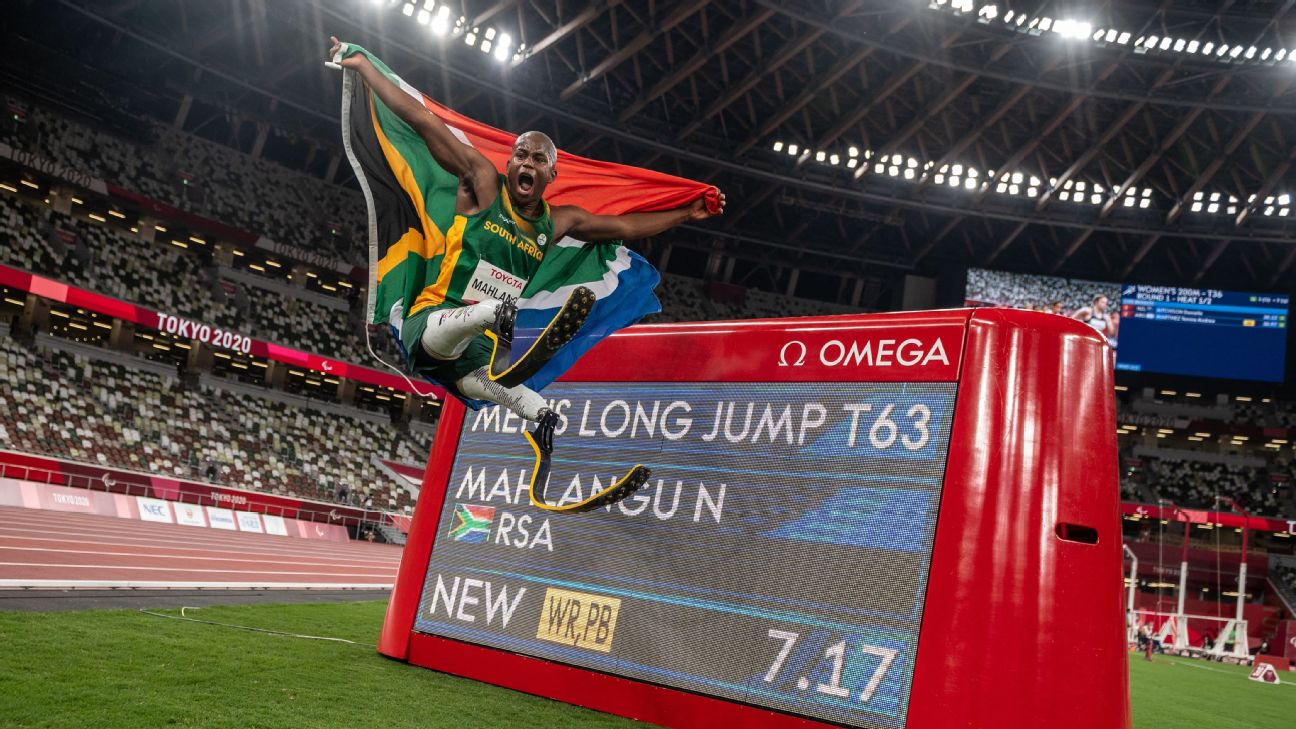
330, 37, 496, 203
556, 193, 726, 241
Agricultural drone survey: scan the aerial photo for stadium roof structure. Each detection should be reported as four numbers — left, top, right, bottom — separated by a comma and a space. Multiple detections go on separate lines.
8, 0, 1296, 302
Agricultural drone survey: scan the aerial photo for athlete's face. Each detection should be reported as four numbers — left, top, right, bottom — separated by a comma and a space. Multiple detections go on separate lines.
1094, 296, 1108, 313
506, 132, 556, 209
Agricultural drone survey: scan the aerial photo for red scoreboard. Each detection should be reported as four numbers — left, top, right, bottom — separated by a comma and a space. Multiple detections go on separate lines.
378, 308, 1131, 729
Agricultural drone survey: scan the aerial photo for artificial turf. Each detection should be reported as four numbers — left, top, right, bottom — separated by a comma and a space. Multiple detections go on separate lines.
0, 601, 1291, 728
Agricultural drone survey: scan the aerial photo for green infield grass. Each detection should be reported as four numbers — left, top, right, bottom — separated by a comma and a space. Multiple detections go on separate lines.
0, 601, 1291, 728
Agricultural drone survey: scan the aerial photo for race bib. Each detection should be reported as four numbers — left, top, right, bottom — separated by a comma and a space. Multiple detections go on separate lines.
464, 260, 527, 305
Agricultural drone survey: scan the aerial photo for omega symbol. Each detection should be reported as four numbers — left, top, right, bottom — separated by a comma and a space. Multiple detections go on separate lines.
778, 340, 807, 367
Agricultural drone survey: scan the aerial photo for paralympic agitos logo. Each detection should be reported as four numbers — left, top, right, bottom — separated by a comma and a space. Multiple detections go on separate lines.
778, 337, 949, 368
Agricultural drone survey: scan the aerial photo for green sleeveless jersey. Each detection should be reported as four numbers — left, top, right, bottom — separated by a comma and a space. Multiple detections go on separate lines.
409, 175, 554, 315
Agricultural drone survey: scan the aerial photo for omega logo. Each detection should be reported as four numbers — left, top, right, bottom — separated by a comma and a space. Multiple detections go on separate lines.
778, 338, 949, 368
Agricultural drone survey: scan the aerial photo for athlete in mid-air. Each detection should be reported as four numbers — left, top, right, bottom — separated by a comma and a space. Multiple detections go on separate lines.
329, 37, 724, 512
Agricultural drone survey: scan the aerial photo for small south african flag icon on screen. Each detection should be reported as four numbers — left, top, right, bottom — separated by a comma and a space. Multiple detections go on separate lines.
448, 504, 496, 543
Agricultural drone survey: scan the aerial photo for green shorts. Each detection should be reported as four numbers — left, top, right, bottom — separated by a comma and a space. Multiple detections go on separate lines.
401, 304, 494, 387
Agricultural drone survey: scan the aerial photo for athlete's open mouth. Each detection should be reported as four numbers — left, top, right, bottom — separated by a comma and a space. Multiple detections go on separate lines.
517, 172, 535, 194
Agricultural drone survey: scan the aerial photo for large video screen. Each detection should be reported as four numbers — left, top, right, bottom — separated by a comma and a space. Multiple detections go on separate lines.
965, 269, 1289, 382
414, 381, 956, 729
1116, 286, 1288, 382
964, 268, 1122, 349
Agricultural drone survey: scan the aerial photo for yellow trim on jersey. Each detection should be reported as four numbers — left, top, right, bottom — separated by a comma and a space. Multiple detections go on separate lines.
499, 182, 549, 239
368, 94, 444, 276
410, 214, 468, 315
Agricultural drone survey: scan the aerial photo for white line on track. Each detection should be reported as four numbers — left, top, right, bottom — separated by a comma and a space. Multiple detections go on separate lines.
0, 562, 396, 577
0, 525, 402, 561
0, 546, 399, 571
0, 507, 403, 550
0, 534, 401, 566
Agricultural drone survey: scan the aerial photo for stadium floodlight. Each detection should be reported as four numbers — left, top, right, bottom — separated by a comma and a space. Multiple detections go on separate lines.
830, 154, 840, 165
903, 167, 914, 179
431, 6, 450, 34
1190, 202, 1203, 212
1003, 9, 1014, 22
815, 150, 826, 162
1173, 39, 1185, 52
1117, 31, 1131, 44
464, 30, 478, 46
1105, 29, 1118, 43
996, 182, 1008, 193
1245, 46, 1257, 58
979, 4, 998, 21
494, 34, 511, 61
417, 8, 429, 24
1159, 37, 1172, 51
772, 141, 783, 152
401, 2, 414, 17
1187, 40, 1199, 53
787, 143, 798, 155
846, 158, 858, 168
1202, 42, 1215, 55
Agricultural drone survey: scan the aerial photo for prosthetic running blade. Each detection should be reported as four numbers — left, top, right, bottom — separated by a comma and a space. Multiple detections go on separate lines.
523, 412, 650, 514
485, 286, 595, 389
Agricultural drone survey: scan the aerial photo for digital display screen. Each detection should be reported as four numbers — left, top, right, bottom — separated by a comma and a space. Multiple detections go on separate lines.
1115, 286, 1288, 382
964, 268, 1121, 349
414, 382, 956, 728
965, 269, 1291, 382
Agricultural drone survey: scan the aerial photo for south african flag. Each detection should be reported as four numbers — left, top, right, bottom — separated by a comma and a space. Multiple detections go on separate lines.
447, 504, 496, 543
335, 43, 719, 406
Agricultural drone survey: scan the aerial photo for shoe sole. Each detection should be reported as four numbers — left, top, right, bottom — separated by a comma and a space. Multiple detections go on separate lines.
488, 286, 595, 388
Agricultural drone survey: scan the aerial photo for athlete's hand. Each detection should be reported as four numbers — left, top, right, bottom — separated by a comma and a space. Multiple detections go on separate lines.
687, 191, 725, 221
328, 36, 366, 70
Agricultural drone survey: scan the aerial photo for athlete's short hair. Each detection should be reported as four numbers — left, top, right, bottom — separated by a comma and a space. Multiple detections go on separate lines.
514, 131, 557, 167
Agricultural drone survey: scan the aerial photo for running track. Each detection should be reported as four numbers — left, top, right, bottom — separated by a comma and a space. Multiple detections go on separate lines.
0, 505, 403, 589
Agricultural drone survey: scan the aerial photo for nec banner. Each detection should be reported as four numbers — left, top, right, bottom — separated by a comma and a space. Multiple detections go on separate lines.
414, 381, 955, 729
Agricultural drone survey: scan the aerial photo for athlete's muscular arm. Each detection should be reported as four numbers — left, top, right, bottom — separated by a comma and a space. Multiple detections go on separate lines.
330, 37, 497, 212
554, 193, 726, 241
